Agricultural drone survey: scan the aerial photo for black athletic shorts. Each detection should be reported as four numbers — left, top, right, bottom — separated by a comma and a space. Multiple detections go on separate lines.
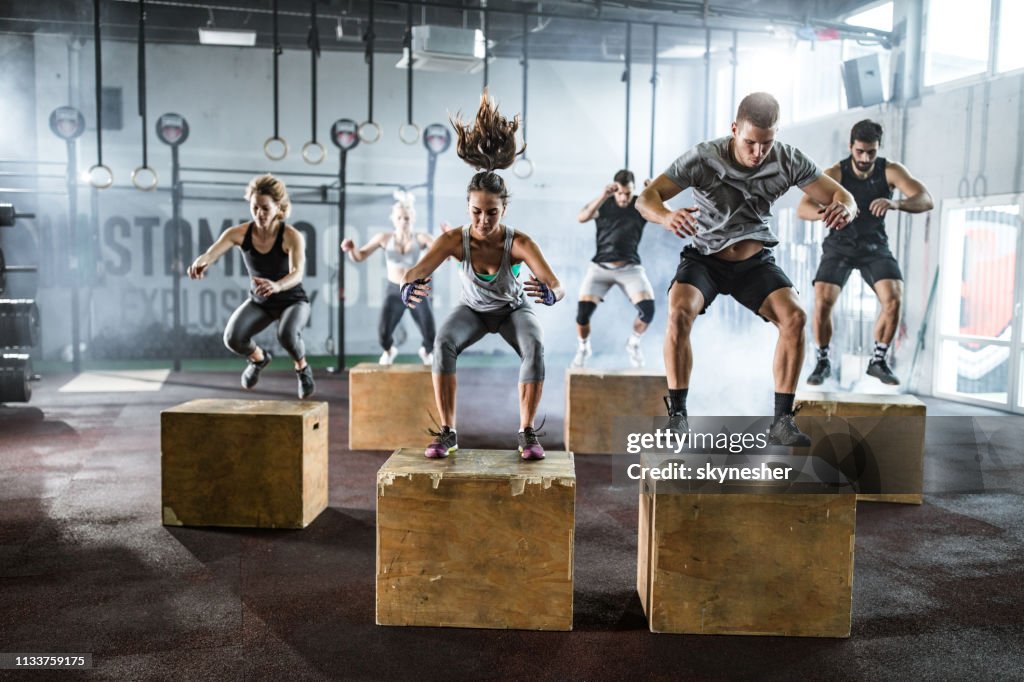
813, 243, 903, 288
671, 246, 793, 320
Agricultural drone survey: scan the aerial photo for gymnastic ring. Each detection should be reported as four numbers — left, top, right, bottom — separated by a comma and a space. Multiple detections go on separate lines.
87, 164, 114, 189
131, 165, 159, 191
301, 141, 326, 165
973, 174, 988, 199
358, 120, 382, 144
957, 177, 970, 201
512, 157, 534, 179
263, 136, 288, 161
399, 122, 421, 145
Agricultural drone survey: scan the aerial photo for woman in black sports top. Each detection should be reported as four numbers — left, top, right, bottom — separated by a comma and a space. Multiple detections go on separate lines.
187, 174, 315, 399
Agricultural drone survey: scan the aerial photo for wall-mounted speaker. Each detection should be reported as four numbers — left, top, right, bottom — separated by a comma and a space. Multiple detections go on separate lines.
842, 54, 885, 109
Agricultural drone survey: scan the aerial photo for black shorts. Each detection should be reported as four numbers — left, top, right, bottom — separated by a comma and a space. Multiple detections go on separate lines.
671, 246, 793, 319
813, 243, 903, 289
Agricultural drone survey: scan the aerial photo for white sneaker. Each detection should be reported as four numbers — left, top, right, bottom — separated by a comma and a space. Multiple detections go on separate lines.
571, 342, 592, 368
626, 337, 644, 368
379, 347, 398, 365
418, 347, 433, 365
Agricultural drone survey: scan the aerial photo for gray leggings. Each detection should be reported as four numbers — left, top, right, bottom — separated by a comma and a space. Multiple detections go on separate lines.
224, 298, 311, 362
433, 304, 545, 383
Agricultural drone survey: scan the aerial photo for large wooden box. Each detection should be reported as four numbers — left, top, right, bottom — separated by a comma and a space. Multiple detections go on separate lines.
349, 363, 435, 450
796, 391, 926, 504
161, 399, 328, 528
376, 449, 576, 630
638, 475, 856, 637
565, 368, 666, 454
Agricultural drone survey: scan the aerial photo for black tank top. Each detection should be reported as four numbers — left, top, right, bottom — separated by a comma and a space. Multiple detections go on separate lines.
240, 221, 308, 305
593, 196, 647, 265
825, 157, 892, 252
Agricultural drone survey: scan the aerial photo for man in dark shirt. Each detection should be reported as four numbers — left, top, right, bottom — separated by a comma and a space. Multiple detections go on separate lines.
573, 169, 654, 368
798, 119, 933, 386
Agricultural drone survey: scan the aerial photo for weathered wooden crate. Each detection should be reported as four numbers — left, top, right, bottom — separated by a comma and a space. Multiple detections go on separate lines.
638, 469, 856, 637
161, 399, 328, 528
349, 363, 436, 451
565, 368, 667, 454
796, 391, 926, 504
377, 448, 576, 630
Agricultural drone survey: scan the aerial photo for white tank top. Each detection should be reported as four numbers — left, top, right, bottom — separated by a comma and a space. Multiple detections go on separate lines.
383, 233, 422, 269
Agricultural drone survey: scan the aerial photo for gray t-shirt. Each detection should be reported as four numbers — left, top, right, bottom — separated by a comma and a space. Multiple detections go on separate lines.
665, 136, 820, 255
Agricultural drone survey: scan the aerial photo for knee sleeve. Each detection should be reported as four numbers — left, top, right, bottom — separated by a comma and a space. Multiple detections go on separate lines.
576, 301, 598, 326
635, 299, 656, 324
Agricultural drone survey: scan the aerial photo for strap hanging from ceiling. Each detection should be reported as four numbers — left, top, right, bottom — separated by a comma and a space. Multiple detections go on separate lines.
264, 0, 288, 160
302, 0, 326, 163
482, 6, 489, 90
358, 0, 382, 143
513, 12, 533, 179
88, 0, 113, 188
623, 22, 632, 170
132, 0, 158, 189
648, 24, 658, 181
399, 1, 420, 144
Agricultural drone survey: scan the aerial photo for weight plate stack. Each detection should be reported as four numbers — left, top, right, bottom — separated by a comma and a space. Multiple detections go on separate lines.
0, 353, 32, 403
0, 299, 40, 348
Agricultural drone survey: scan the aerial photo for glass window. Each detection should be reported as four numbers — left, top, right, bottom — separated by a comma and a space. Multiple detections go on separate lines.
936, 203, 1019, 406
997, 0, 1024, 73
732, 40, 843, 125
936, 339, 1010, 403
840, 1, 893, 107
938, 205, 1018, 338
792, 40, 844, 121
1019, 351, 1024, 410
845, 2, 893, 32
924, 0, 992, 86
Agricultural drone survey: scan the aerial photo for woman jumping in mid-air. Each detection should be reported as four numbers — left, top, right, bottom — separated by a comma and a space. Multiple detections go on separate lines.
401, 92, 564, 460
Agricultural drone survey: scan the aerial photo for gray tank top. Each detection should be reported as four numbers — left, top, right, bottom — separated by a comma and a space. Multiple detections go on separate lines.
459, 225, 526, 312
383, 233, 422, 268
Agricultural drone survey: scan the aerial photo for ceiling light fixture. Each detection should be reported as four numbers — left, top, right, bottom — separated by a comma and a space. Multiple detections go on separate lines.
198, 7, 256, 47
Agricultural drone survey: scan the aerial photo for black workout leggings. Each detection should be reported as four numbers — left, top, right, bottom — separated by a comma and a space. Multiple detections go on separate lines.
380, 283, 436, 352
224, 298, 311, 362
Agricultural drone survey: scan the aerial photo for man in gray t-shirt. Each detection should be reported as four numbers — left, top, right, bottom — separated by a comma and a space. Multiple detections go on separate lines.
637, 92, 856, 447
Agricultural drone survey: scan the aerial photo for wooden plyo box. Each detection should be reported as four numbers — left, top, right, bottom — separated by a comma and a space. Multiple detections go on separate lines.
638, 475, 856, 637
161, 399, 328, 528
565, 368, 666, 454
376, 448, 576, 630
796, 391, 926, 505
349, 363, 435, 450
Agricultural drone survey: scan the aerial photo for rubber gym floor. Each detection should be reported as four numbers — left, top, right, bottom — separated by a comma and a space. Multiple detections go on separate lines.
1, 362, 1022, 680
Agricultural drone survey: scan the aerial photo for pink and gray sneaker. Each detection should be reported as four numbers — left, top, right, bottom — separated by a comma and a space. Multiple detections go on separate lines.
518, 426, 545, 461
425, 426, 457, 459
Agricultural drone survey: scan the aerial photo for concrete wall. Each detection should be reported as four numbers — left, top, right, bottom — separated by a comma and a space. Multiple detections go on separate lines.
780, 70, 1024, 397
6, 34, 705, 365
10, 20, 1022, 408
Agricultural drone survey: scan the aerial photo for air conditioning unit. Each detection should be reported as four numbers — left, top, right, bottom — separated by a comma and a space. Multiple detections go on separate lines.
395, 25, 490, 74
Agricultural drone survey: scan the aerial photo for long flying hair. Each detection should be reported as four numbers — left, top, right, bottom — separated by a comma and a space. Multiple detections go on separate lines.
450, 90, 526, 205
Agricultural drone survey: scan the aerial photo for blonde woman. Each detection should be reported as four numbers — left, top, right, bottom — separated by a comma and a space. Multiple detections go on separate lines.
341, 192, 436, 365
188, 174, 315, 399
